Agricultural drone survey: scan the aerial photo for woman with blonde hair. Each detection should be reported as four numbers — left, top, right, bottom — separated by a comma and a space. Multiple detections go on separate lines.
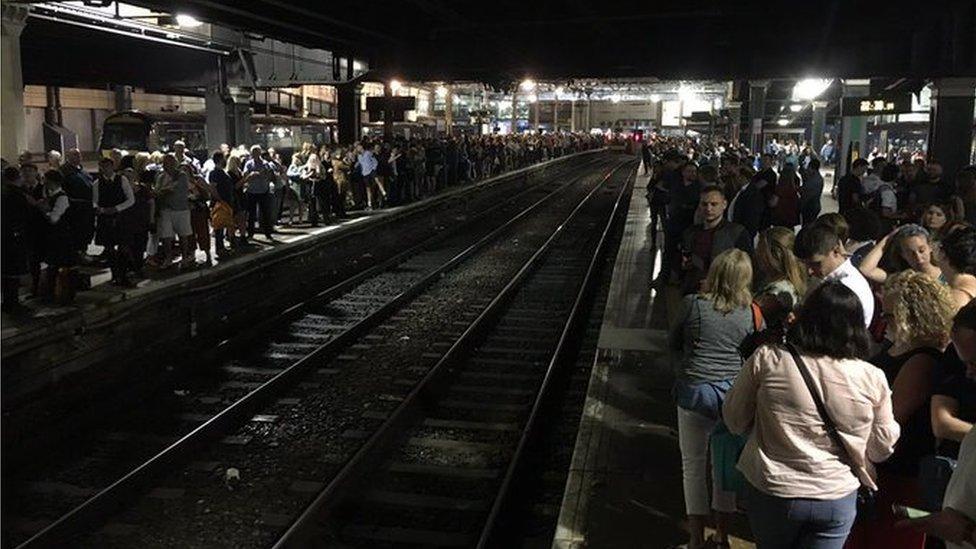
754, 226, 808, 331
669, 248, 757, 549
843, 270, 955, 548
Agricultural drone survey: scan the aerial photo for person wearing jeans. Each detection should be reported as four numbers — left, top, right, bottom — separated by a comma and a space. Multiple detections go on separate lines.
723, 282, 900, 548
670, 249, 758, 549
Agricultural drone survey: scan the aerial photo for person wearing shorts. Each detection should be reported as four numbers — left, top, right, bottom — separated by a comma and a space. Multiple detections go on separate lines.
155, 154, 194, 270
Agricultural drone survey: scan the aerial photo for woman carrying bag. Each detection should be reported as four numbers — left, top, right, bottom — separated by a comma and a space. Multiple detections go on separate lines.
669, 249, 760, 549
723, 282, 901, 548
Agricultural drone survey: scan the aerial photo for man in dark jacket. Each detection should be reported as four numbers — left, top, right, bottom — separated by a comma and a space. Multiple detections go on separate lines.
730, 172, 769, 239
61, 148, 95, 258
681, 185, 753, 294
836, 157, 868, 214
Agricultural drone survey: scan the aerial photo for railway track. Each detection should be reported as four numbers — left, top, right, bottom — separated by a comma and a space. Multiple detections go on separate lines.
274, 163, 635, 548
9, 154, 632, 548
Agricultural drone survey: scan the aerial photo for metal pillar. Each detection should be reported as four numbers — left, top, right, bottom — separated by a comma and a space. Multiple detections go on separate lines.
839, 79, 870, 175
511, 91, 517, 134
553, 100, 559, 133
570, 99, 577, 132
1, 4, 28, 160
113, 85, 133, 113
727, 101, 742, 145
337, 82, 362, 145
444, 84, 454, 136
811, 100, 829, 152
748, 80, 768, 154
205, 86, 252, 151
44, 86, 62, 126
382, 81, 394, 140
928, 78, 976, 178
586, 96, 592, 131
533, 101, 540, 132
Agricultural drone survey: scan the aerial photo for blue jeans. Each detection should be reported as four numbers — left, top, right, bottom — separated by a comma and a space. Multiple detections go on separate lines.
746, 483, 857, 548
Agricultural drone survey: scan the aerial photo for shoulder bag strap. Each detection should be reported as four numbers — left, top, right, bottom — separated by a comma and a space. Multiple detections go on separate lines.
784, 343, 861, 473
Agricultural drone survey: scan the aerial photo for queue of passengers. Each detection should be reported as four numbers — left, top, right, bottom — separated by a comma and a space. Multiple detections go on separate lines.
642, 134, 976, 548
0, 132, 603, 312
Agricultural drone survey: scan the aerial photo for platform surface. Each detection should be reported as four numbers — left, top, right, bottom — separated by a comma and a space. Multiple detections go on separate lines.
553, 169, 842, 548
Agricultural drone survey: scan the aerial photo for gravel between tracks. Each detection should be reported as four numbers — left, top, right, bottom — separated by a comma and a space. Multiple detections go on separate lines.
77, 157, 627, 549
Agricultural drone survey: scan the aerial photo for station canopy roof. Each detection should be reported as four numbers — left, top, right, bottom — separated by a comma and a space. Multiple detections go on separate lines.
129, 0, 974, 82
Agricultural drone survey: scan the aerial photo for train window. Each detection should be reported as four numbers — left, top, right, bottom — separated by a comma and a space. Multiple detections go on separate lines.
100, 122, 148, 151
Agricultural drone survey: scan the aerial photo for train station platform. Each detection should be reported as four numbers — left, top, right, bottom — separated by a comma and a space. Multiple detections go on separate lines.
553, 172, 756, 549
0, 152, 599, 422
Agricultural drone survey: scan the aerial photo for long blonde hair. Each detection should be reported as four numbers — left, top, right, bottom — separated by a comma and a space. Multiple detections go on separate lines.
702, 249, 753, 313
756, 226, 808, 296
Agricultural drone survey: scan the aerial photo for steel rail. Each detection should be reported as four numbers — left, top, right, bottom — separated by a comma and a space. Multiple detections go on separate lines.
476, 164, 636, 548
272, 160, 631, 549
15, 155, 616, 549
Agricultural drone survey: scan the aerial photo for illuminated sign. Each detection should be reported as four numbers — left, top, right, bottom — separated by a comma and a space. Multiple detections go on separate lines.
841, 94, 911, 116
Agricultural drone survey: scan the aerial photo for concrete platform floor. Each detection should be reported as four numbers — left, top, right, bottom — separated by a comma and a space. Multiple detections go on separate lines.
552, 170, 840, 548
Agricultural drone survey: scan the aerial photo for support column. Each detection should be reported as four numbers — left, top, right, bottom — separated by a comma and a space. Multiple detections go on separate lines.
553, 100, 559, 133
382, 81, 394, 140
337, 82, 362, 145
444, 84, 454, 136
533, 100, 540, 132
748, 80, 768, 154
205, 86, 252, 150
113, 85, 133, 112
570, 99, 577, 132
928, 78, 976, 179
586, 95, 592, 132
511, 91, 517, 134
839, 79, 870, 175
45, 86, 62, 126
811, 100, 829, 152
727, 101, 742, 145
1, 4, 28, 160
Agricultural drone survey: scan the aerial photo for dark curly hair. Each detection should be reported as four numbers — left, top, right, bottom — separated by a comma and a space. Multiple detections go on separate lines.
939, 225, 976, 275
787, 281, 872, 359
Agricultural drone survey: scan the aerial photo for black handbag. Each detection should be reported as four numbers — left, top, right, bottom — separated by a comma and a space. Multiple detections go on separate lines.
785, 343, 879, 522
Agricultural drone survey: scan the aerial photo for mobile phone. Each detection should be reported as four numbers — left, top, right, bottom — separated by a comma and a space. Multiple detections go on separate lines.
892, 504, 930, 519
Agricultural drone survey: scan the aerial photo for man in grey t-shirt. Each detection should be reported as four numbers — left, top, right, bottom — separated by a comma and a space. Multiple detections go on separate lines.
155, 154, 193, 269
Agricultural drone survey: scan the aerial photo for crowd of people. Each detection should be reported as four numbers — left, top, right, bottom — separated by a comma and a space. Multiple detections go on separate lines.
0, 132, 603, 312
647, 134, 976, 548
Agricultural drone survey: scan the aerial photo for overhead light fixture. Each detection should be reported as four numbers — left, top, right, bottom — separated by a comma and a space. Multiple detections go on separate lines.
792, 78, 832, 101
527, 94, 538, 103
520, 79, 537, 92
650, 94, 661, 103
435, 85, 448, 98
610, 94, 621, 103
389, 79, 402, 92
776, 118, 790, 126
678, 86, 698, 104
175, 14, 203, 28
789, 104, 803, 112
555, 86, 565, 96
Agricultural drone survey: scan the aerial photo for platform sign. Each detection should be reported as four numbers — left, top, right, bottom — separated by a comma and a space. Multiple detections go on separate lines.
365, 96, 417, 122
841, 94, 911, 116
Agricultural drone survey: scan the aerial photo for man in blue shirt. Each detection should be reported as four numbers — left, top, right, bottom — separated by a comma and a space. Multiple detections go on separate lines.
242, 145, 275, 241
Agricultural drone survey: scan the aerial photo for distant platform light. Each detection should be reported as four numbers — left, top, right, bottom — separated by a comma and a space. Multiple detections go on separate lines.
436, 85, 448, 97
175, 14, 203, 28
527, 94, 538, 103
776, 118, 790, 126
650, 94, 661, 103
793, 78, 832, 101
520, 79, 537, 92
789, 104, 804, 112
555, 86, 565, 96
389, 79, 403, 92
610, 94, 621, 103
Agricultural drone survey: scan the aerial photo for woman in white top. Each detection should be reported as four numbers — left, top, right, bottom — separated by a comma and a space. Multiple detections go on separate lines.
723, 281, 900, 548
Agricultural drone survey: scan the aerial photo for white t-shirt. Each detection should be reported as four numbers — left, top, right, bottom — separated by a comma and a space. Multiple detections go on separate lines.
824, 259, 875, 327
944, 427, 976, 549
